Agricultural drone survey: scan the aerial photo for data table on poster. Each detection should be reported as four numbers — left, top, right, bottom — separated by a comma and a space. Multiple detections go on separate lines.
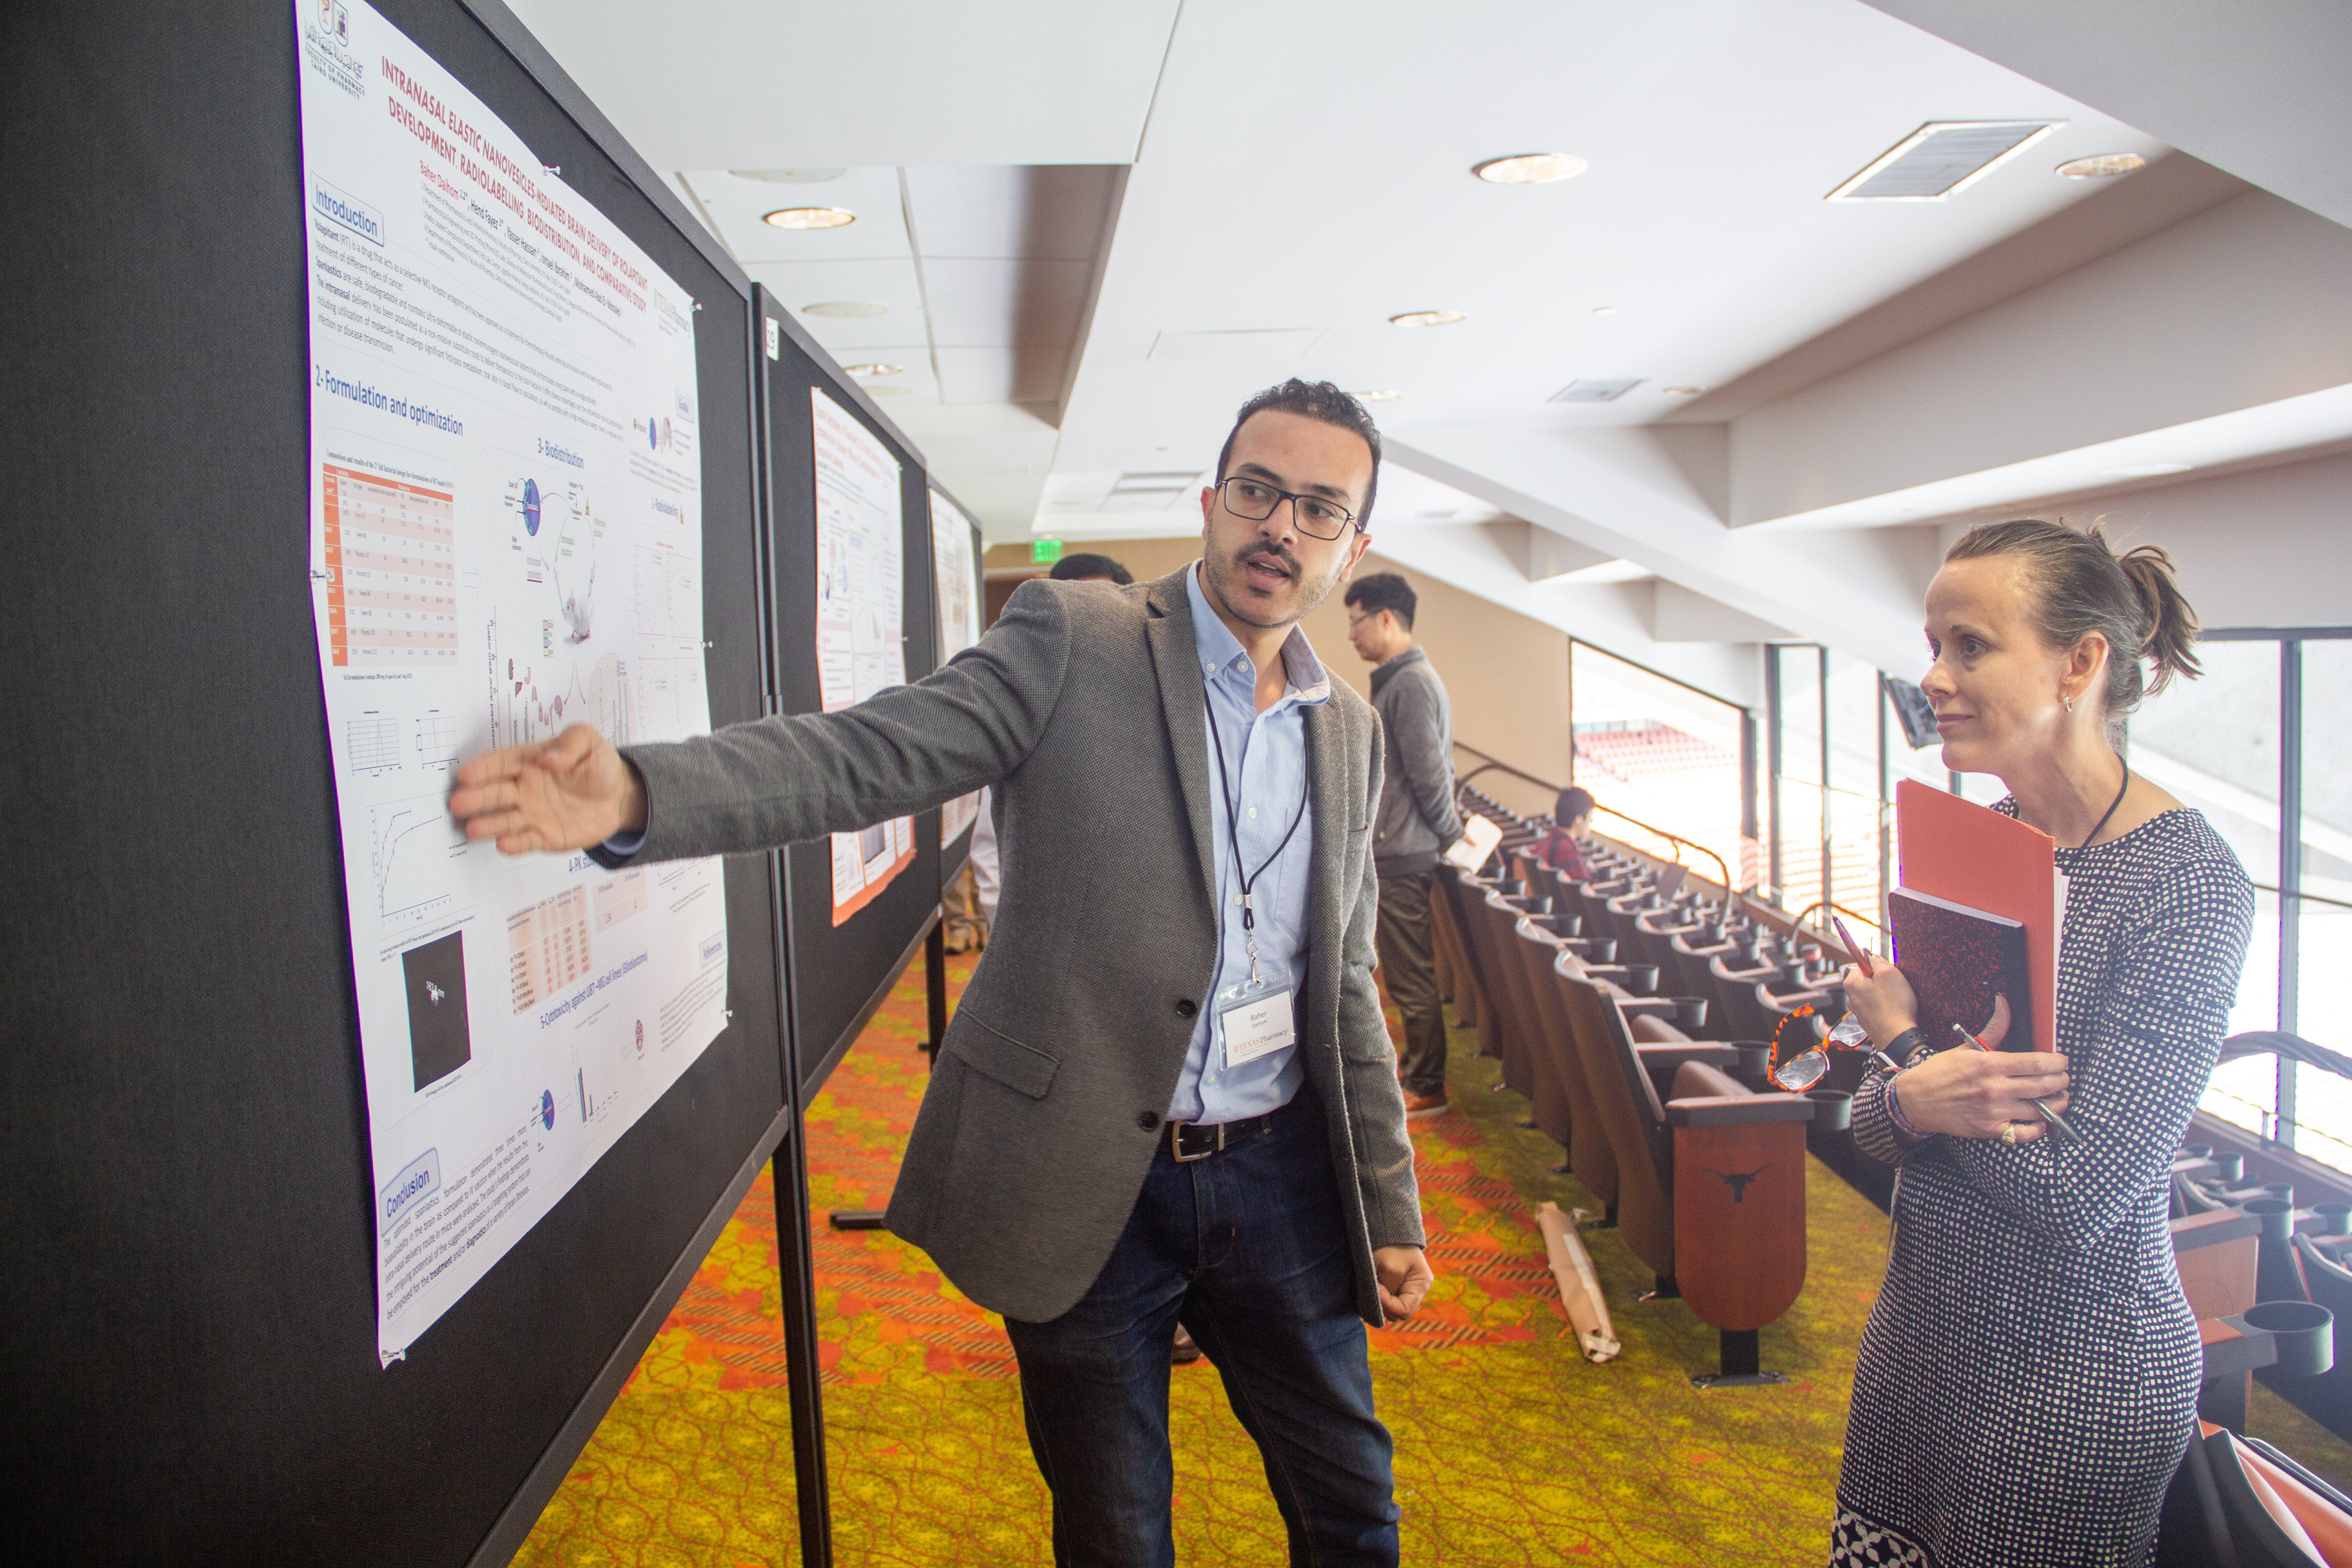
322, 463, 459, 666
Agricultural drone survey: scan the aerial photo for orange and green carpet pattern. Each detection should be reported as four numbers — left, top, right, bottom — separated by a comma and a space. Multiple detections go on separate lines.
517, 956, 2352, 1567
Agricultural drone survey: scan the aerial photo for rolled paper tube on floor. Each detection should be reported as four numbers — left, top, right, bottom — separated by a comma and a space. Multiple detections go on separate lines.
1537, 1201, 1621, 1362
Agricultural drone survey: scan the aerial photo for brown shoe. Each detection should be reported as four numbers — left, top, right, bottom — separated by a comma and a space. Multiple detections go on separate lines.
1171, 1324, 1204, 1365
1401, 1090, 1450, 1118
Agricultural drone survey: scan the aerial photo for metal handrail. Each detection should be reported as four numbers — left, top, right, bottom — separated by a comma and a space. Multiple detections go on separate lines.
1452, 740, 1736, 893
2251, 882, 2352, 914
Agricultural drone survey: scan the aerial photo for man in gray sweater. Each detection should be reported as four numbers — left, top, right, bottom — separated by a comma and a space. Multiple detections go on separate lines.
1344, 572, 1463, 1116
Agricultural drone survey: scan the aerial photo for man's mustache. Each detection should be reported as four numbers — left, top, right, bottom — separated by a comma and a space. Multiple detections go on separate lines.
1236, 544, 1298, 580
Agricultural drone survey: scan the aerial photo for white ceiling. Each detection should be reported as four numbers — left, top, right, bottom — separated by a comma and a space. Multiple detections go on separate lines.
501, 0, 1181, 168
506, 0, 2352, 701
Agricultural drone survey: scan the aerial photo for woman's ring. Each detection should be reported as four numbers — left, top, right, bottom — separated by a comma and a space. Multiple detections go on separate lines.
2000, 1122, 2019, 1145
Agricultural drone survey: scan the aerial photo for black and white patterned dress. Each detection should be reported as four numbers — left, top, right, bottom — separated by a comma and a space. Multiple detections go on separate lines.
1831, 804, 2254, 1568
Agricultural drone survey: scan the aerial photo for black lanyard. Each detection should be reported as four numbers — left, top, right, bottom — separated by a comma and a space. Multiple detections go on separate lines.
2081, 762, 2130, 848
1205, 697, 1308, 939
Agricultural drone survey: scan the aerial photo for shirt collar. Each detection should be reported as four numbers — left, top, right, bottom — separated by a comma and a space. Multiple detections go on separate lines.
1186, 562, 1332, 706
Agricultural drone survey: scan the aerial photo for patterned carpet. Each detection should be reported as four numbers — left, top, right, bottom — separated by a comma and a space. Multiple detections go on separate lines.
516, 954, 2352, 1567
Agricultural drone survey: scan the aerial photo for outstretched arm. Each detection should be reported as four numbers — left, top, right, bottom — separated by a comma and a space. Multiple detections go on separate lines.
451, 579, 1075, 861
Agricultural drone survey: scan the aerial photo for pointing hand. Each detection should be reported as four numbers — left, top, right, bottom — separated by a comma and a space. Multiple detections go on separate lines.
447, 723, 646, 855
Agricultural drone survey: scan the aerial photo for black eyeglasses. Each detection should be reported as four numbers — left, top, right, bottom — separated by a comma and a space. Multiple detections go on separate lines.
1215, 477, 1359, 540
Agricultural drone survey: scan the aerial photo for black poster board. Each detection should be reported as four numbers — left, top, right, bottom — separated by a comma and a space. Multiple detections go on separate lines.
0, 3, 816, 1563
754, 287, 945, 1097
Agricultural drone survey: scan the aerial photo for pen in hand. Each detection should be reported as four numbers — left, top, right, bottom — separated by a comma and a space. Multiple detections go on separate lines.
1953, 1022, 2077, 1143
1832, 914, 1874, 978
1826, 915, 1901, 1073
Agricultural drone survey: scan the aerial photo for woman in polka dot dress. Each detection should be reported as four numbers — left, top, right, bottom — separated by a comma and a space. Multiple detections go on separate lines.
1828, 520, 2254, 1568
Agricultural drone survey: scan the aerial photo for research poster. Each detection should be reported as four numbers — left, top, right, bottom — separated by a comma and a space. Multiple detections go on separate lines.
295, 0, 729, 1364
931, 488, 983, 847
812, 389, 915, 921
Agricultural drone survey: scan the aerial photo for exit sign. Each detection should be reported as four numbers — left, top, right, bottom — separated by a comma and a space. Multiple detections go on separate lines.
1032, 539, 1063, 564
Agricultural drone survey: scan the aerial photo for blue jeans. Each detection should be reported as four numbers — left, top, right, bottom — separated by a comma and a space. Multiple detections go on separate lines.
1004, 1093, 1401, 1567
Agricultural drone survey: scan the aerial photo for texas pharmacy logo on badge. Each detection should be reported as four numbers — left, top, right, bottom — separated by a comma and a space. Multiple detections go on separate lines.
302, 0, 365, 99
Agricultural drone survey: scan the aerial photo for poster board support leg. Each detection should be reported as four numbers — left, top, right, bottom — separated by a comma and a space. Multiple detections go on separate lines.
924, 913, 948, 1065
772, 1123, 835, 1568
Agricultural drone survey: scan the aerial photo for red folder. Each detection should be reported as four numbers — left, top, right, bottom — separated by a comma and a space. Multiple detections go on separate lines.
1894, 779, 2060, 1056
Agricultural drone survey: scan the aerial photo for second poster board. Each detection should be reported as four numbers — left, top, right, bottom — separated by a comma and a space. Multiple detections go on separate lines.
756, 286, 943, 1094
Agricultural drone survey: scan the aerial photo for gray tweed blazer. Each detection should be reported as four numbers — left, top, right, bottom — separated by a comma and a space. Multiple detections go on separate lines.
614, 564, 1424, 1324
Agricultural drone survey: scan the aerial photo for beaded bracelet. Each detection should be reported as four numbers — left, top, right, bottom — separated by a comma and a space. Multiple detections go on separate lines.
1880, 1027, 1932, 1141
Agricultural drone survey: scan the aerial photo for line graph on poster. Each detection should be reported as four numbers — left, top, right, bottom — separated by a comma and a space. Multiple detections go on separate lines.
371, 793, 472, 924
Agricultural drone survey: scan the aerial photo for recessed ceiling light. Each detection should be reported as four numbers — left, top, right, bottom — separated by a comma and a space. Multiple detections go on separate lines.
2102, 461, 2193, 478
732, 168, 848, 184
1472, 152, 1588, 186
1591, 306, 1620, 317
2057, 153, 2145, 179
802, 301, 889, 319
1349, 389, 1403, 402
843, 363, 902, 378
764, 206, 856, 230
1663, 386, 1707, 396
1389, 310, 1465, 328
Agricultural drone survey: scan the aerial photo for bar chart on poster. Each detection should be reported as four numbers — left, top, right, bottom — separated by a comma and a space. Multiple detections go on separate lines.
295, 0, 730, 1363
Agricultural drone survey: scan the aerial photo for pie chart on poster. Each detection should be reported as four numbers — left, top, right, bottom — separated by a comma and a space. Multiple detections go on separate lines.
522, 478, 541, 536
539, 1089, 556, 1130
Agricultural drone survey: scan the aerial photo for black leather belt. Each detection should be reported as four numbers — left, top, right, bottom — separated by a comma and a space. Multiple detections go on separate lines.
1166, 1102, 1287, 1162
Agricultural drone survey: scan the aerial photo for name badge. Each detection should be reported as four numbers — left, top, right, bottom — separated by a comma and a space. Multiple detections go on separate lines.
1220, 986, 1296, 1070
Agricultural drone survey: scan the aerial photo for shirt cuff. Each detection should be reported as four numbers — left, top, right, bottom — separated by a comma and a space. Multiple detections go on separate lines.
587, 828, 645, 870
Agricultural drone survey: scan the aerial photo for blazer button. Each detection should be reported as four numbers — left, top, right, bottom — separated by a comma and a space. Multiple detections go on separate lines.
1137, 1111, 1161, 1131
1174, 999, 1198, 1019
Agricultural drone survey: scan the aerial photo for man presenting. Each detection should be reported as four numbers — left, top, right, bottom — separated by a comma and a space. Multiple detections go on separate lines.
1343, 573, 1463, 1117
451, 378, 1431, 1566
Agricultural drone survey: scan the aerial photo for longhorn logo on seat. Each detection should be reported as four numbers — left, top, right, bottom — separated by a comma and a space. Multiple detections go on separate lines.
1707, 1165, 1768, 1203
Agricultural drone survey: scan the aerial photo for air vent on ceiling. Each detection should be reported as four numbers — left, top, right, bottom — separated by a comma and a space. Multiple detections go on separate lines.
1828, 120, 2061, 201
1550, 378, 1644, 404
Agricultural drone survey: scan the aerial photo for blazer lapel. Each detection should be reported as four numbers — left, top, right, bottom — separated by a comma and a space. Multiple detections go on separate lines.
1143, 568, 1219, 908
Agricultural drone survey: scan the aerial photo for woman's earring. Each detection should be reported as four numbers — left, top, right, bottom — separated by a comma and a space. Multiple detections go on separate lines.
2064, 695, 2074, 713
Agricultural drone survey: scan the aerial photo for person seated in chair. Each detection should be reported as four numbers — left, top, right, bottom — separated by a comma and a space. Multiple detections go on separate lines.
1539, 786, 1595, 880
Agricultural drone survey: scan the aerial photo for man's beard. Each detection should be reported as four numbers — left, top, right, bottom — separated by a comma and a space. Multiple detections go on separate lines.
1208, 539, 1343, 629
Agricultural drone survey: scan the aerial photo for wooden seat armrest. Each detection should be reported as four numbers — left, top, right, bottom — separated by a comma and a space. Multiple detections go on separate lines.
1665, 1094, 1814, 1127
2172, 1210, 2262, 1250
2200, 1316, 2281, 1380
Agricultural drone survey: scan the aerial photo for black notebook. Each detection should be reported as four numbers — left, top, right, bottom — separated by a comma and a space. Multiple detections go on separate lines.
1887, 886, 2036, 1054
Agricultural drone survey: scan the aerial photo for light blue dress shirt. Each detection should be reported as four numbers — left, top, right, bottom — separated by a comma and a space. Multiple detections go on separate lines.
1168, 564, 1332, 1126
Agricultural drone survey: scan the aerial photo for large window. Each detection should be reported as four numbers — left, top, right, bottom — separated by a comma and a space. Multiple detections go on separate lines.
1567, 641, 1749, 892
1765, 646, 1900, 931
2132, 632, 2352, 1166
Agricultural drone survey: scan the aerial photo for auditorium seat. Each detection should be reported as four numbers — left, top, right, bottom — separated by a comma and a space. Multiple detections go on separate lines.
1552, 959, 1816, 1383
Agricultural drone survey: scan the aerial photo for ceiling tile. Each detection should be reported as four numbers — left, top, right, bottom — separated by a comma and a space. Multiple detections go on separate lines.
921, 259, 1092, 347
743, 260, 929, 348
903, 166, 1120, 259
936, 345, 1068, 405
